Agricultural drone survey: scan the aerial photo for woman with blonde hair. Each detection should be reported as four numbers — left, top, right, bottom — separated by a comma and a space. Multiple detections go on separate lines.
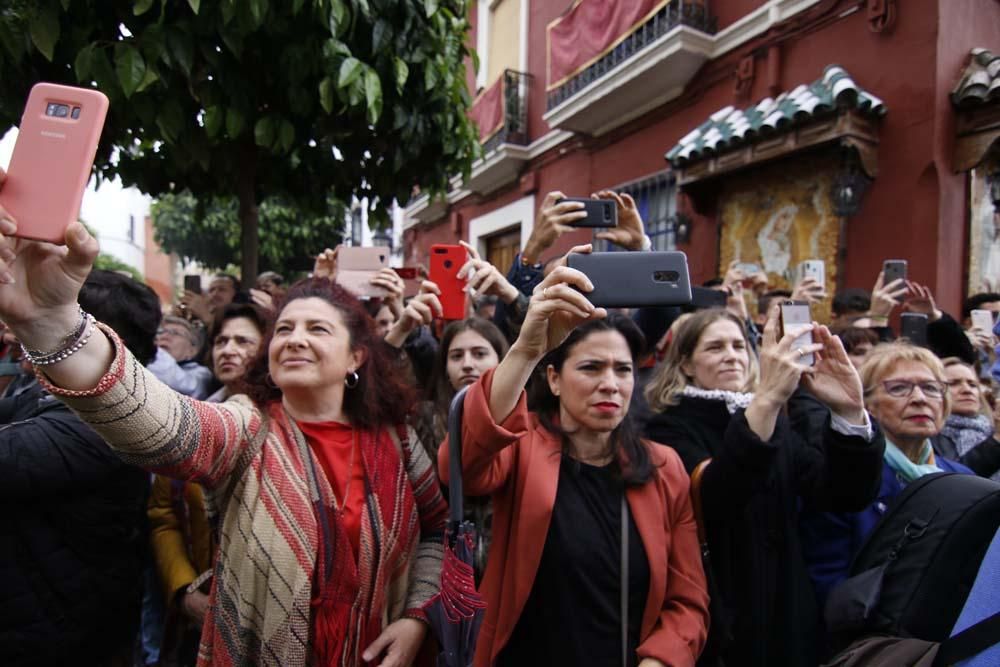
932, 357, 1000, 480
643, 306, 883, 667
800, 343, 974, 608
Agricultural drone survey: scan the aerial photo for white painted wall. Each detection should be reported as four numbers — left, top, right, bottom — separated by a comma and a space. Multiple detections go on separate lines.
467, 194, 535, 258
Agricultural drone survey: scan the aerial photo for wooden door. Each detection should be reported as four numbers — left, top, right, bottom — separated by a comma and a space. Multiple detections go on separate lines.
486, 228, 521, 276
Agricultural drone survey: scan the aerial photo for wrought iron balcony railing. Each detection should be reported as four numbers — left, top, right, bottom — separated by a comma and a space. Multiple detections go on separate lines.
483, 69, 532, 154
546, 0, 717, 111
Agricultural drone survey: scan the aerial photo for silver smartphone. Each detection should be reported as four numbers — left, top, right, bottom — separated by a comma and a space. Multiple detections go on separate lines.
780, 300, 814, 366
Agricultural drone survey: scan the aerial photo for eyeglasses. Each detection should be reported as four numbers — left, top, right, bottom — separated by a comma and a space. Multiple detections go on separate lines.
881, 379, 947, 399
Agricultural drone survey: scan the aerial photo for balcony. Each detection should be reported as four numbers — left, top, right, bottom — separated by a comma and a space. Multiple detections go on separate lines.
464, 69, 533, 196
544, 0, 717, 137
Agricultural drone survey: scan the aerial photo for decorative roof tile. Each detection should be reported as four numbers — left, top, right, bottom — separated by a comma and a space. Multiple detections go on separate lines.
951, 48, 1000, 108
666, 65, 886, 166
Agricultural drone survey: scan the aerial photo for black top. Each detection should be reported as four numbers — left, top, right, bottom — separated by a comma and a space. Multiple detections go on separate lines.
498, 455, 650, 667
0, 380, 149, 666
645, 395, 884, 667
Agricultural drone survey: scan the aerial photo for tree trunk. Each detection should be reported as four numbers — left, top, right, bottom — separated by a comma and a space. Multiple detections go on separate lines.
236, 145, 259, 289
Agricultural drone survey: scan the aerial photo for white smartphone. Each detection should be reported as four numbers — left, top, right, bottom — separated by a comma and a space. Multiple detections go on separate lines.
780, 301, 814, 366
971, 309, 995, 333
799, 259, 825, 286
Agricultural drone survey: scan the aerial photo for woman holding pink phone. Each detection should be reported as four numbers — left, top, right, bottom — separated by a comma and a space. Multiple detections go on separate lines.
0, 169, 447, 667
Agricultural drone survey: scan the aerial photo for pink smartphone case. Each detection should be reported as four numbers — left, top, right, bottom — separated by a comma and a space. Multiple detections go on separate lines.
0, 83, 109, 244
334, 245, 390, 298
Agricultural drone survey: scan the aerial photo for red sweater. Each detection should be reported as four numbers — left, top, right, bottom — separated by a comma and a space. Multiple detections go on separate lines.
439, 369, 710, 667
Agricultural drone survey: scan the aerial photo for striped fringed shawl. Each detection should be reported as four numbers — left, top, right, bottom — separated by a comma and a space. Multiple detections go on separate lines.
40, 326, 447, 666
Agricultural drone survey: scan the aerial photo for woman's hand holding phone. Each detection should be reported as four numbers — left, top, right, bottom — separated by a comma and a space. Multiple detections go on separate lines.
0, 168, 96, 336
369, 268, 405, 318
512, 245, 606, 362
0, 167, 113, 392
801, 325, 866, 425
791, 276, 827, 304
457, 241, 519, 304
901, 281, 942, 322
383, 281, 442, 349
312, 247, 338, 279
592, 190, 646, 251
868, 271, 908, 319
745, 304, 821, 441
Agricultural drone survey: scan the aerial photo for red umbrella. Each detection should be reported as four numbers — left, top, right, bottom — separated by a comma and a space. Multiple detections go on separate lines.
424, 387, 487, 667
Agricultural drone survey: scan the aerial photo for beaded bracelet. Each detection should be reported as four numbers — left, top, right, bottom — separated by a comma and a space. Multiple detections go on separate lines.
21, 309, 97, 366
22, 305, 86, 355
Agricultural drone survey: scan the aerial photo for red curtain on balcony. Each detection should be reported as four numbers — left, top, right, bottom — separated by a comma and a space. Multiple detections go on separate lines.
469, 76, 505, 140
547, 0, 666, 91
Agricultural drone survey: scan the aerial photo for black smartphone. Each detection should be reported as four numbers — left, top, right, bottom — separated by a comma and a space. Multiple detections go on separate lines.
558, 197, 618, 228
566, 251, 691, 308
900, 312, 928, 346
780, 300, 814, 366
184, 274, 202, 294
688, 286, 728, 311
883, 259, 907, 286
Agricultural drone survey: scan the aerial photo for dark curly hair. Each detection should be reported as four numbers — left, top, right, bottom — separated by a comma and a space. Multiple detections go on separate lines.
240, 277, 416, 429
527, 313, 654, 486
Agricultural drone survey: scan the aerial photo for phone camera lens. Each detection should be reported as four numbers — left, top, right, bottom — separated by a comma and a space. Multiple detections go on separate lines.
55, 104, 69, 118
444, 260, 453, 269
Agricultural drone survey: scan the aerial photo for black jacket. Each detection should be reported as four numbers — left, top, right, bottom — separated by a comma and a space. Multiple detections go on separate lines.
645, 396, 884, 667
0, 381, 149, 666
931, 432, 1000, 478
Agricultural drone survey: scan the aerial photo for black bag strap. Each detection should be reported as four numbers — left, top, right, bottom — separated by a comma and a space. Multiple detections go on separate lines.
621, 492, 629, 667
446, 386, 470, 525
933, 611, 1000, 666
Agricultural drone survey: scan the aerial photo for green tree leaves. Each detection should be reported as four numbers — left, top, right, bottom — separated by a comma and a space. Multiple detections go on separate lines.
28, 4, 59, 61
115, 45, 145, 98
0, 0, 480, 277
152, 191, 345, 272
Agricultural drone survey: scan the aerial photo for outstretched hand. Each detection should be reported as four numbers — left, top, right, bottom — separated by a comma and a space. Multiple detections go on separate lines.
592, 190, 646, 251
513, 244, 607, 361
0, 168, 98, 344
801, 325, 866, 424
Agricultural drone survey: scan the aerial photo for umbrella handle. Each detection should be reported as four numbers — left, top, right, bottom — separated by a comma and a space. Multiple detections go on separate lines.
447, 385, 470, 525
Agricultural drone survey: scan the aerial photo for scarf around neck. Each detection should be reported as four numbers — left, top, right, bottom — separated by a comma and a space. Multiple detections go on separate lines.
681, 385, 755, 414
884, 437, 941, 483
940, 413, 993, 457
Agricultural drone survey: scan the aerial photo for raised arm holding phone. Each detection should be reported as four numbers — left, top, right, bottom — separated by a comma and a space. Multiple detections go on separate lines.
642, 303, 883, 666
439, 243, 709, 667
0, 166, 448, 667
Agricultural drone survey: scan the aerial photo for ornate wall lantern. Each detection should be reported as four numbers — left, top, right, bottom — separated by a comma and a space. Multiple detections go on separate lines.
830, 149, 873, 218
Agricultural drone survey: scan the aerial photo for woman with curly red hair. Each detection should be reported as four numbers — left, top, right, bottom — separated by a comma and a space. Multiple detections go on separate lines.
0, 189, 446, 667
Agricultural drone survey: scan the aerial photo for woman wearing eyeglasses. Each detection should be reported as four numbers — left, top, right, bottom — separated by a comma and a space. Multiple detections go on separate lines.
931, 357, 1000, 481
800, 343, 974, 609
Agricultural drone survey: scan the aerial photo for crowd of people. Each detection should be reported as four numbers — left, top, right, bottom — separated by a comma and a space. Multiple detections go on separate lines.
0, 170, 999, 667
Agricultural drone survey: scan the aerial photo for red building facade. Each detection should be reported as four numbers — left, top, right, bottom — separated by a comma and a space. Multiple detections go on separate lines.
403, 0, 1000, 317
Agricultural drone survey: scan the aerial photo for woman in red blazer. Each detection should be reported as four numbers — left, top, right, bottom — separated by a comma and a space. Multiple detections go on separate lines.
440, 256, 709, 667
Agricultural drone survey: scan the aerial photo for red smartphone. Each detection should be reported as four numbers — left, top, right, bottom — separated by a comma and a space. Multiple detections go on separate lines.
393, 267, 420, 298
0, 83, 109, 244
429, 244, 468, 320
